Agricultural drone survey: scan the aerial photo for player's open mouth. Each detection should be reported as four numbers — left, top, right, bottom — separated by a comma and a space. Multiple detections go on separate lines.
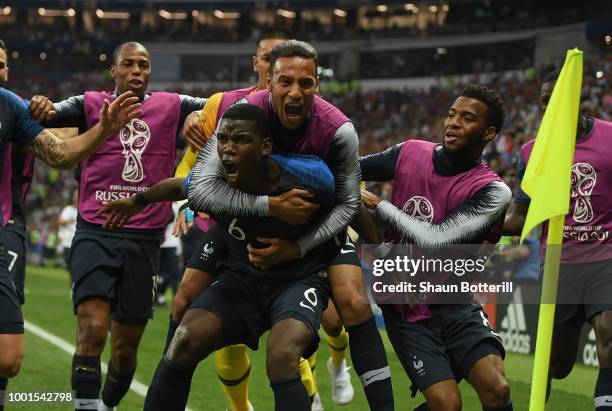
222, 160, 239, 177
284, 103, 302, 120
129, 80, 144, 87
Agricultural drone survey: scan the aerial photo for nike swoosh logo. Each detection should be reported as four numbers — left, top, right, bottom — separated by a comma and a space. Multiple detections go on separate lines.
340, 248, 355, 254
78, 401, 97, 406
299, 301, 315, 312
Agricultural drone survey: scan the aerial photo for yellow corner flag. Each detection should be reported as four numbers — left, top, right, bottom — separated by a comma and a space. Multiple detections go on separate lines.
521, 48, 582, 242
521, 49, 583, 411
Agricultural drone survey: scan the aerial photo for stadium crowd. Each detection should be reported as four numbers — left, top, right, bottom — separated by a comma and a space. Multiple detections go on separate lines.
0, 2, 597, 51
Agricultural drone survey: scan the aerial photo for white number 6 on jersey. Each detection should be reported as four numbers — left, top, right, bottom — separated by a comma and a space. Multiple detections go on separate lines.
228, 218, 246, 240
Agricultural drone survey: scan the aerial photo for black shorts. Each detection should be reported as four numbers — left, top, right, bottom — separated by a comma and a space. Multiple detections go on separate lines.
382, 304, 504, 393
0, 240, 23, 334
186, 225, 225, 274
2, 226, 26, 304
70, 232, 160, 325
553, 259, 612, 338
190, 271, 330, 358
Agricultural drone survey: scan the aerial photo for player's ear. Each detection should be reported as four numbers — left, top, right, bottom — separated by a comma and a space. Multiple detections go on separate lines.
261, 136, 273, 156
252, 55, 257, 73
483, 126, 497, 144
266, 73, 272, 90
110, 65, 116, 79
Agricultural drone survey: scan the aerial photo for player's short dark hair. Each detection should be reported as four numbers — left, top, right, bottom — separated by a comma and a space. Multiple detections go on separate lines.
112, 41, 148, 65
542, 69, 560, 85
268, 40, 317, 76
0, 39, 7, 54
221, 104, 271, 140
256, 28, 292, 53
460, 84, 505, 133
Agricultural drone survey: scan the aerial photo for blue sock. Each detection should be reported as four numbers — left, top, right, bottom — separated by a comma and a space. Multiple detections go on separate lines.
71, 355, 101, 411
143, 356, 195, 411
270, 375, 309, 411
346, 317, 394, 411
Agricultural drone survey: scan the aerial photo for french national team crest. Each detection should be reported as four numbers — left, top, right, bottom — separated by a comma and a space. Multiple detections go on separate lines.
119, 118, 151, 182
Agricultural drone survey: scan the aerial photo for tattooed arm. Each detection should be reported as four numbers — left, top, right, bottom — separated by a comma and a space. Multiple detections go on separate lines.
22, 91, 141, 168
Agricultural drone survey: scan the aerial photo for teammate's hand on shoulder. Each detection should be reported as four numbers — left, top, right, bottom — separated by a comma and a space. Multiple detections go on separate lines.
247, 237, 300, 269
269, 189, 319, 225
99, 91, 142, 134
29, 95, 56, 122
182, 111, 207, 151
96, 196, 144, 230
361, 189, 382, 210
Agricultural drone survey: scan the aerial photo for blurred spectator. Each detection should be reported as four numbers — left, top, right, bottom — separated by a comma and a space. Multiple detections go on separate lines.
57, 190, 78, 269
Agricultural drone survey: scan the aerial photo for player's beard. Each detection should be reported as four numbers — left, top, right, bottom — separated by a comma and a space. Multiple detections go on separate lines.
442, 134, 483, 166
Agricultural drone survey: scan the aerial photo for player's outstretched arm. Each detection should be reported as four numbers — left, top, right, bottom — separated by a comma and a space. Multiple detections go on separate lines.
23, 91, 141, 168
97, 177, 187, 229
364, 181, 512, 247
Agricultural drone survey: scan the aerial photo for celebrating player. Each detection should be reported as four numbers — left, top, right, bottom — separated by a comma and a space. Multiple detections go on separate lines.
360, 85, 514, 411
504, 69, 612, 410
29, 41, 206, 411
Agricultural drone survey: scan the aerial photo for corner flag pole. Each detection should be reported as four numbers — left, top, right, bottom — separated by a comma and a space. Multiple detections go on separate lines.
529, 216, 562, 410
521, 49, 583, 411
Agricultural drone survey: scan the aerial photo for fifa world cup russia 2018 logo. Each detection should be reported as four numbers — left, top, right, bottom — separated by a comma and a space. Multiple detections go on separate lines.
400, 196, 434, 244
119, 119, 151, 182
571, 162, 596, 223
403, 196, 434, 223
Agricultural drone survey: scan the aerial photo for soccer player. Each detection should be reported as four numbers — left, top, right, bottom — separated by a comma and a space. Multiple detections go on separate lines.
173, 28, 292, 411
504, 69, 612, 410
120, 103, 343, 410
30, 41, 206, 411
188, 40, 394, 411
359, 85, 513, 411
0, 38, 44, 311
0, 38, 31, 311
0, 80, 140, 411
173, 29, 353, 410
0, 37, 35, 411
